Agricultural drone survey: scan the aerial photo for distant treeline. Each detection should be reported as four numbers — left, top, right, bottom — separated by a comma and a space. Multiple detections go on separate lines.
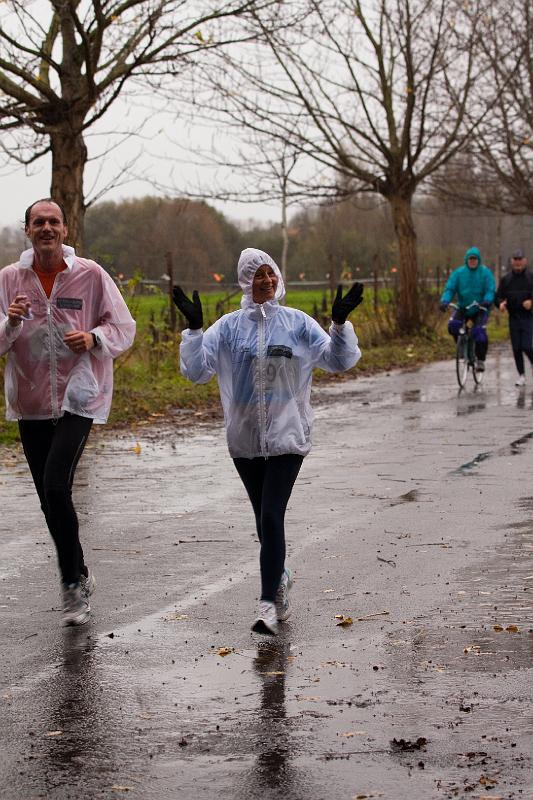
1, 194, 532, 284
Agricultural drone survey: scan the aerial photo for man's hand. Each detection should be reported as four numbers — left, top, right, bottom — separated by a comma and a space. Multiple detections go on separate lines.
7, 294, 31, 327
331, 282, 364, 324
64, 330, 95, 354
172, 286, 203, 330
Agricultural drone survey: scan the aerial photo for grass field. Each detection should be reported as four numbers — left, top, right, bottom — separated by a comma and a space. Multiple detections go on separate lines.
0, 287, 508, 446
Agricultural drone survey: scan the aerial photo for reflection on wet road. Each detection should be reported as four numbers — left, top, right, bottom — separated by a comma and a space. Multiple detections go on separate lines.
2, 345, 533, 798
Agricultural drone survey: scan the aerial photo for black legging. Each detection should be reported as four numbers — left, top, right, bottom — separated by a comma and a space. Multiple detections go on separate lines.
233, 454, 303, 603
509, 316, 533, 375
18, 413, 93, 586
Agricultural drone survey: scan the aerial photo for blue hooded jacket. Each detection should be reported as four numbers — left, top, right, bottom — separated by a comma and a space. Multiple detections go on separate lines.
440, 247, 495, 316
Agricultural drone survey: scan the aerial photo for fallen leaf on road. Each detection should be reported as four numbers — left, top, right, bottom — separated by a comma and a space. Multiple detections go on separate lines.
111, 786, 133, 793
163, 612, 188, 622
216, 647, 233, 657
505, 624, 519, 633
133, 442, 141, 454
263, 670, 285, 676
464, 645, 481, 654
493, 624, 504, 632
335, 615, 353, 627
45, 730, 63, 737
479, 775, 499, 786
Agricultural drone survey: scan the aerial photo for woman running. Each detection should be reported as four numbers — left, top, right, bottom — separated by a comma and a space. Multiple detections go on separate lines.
175, 248, 362, 635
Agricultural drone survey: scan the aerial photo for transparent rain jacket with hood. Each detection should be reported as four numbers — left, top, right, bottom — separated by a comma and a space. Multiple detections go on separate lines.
0, 245, 136, 423
180, 248, 361, 458
440, 246, 496, 316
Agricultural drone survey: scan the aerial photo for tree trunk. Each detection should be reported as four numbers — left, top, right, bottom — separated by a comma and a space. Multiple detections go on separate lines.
50, 127, 87, 254
388, 193, 420, 333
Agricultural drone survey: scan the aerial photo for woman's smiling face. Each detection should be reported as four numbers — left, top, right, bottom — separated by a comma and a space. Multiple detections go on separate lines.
252, 265, 278, 303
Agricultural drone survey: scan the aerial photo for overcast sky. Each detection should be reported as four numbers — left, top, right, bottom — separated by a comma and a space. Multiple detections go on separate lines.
0, 147, 280, 233
0, 94, 282, 232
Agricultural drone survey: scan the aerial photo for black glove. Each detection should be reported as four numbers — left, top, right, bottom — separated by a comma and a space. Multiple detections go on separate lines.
439, 302, 449, 312
331, 282, 364, 324
172, 286, 203, 330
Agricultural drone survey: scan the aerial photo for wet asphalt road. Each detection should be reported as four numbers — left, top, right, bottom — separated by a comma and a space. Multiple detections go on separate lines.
2, 345, 533, 800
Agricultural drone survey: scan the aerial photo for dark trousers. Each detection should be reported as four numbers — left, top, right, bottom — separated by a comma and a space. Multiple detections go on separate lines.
233, 454, 304, 603
448, 309, 489, 360
509, 316, 533, 375
18, 413, 93, 586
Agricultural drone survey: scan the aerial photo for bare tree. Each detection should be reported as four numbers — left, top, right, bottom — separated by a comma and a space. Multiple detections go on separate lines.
0, 0, 271, 251
194, 0, 493, 332
434, 0, 533, 221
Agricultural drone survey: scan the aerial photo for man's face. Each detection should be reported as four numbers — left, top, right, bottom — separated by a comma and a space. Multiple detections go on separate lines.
25, 201, 67, 262
511, 256, 527, 273
467, 256, 478, 269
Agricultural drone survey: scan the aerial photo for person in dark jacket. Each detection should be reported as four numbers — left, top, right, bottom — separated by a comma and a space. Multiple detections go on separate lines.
495, 249, 533, 386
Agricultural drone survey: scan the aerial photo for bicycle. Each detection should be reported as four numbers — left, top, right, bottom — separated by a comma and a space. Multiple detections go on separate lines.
448, 302, 486, 389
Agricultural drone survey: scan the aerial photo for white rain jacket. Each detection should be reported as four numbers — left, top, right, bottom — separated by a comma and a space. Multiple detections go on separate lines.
0, 245, 136, 423
180, 248, 361, 458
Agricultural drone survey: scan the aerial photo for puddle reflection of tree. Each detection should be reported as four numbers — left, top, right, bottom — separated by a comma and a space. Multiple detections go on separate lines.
238, 638, 309, 800
456, 391, 486, 417
39, 629, 118, 796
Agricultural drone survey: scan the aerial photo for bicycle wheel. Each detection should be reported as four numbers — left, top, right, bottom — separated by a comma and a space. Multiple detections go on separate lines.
472, 355, 485, 385
456, 334, 468, 388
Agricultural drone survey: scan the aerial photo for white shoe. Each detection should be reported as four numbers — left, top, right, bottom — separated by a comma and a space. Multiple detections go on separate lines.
80, 569, 96, 599
515, 375, 526, 386
62, 583, 90, 626
251, 601, 278, 636
275, 567, 293, 621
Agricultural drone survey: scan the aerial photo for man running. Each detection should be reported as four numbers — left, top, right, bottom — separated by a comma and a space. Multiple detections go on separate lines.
440, 246, 496, 371
0, 198, 136, 626
495, 249, 533, 386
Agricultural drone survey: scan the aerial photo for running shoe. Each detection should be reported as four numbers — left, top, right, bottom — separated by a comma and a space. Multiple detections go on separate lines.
80, 569, 96, 599
62, 583, 90, 627
515, 374, 526, 386
275, 567, 293, 621
251, 601, 278, 636
475, 359, 485, 372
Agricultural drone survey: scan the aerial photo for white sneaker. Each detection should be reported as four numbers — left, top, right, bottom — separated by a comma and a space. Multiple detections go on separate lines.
515, 374, 526, 386
62, 583, 90, 626
251, 601, 278, 636
80, 569, 96, 599
275, 567, 293, 621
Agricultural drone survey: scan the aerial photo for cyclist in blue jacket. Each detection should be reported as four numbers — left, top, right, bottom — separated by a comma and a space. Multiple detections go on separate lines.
439, 246, 496, 370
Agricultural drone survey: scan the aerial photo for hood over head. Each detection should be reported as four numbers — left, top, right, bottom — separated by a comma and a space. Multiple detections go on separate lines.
237, 248, 285, 308
464, 246, 481, 267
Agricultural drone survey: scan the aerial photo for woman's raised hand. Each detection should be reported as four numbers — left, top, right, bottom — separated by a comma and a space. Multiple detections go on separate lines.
172, 286, 204, 330
331, 282, 364, 324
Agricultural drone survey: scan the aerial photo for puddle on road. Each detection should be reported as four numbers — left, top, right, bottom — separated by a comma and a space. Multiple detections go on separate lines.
452, 430, 533, 475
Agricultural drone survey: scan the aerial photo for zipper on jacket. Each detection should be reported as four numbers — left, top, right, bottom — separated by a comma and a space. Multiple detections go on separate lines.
258, 305, 268, 457
47, 301, 60, 419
